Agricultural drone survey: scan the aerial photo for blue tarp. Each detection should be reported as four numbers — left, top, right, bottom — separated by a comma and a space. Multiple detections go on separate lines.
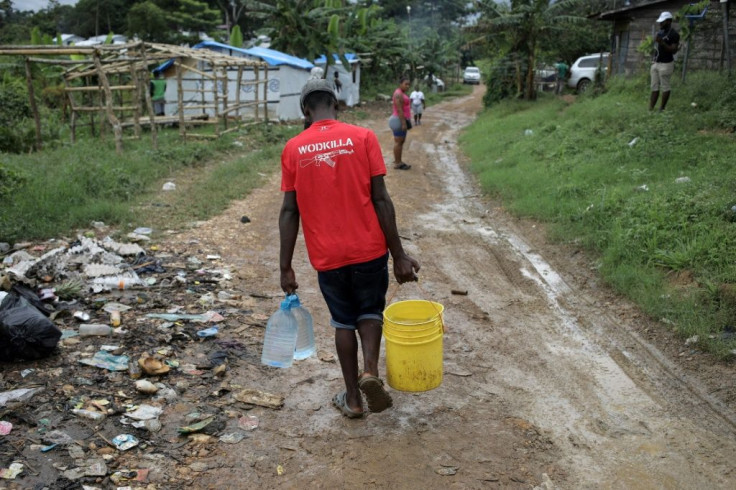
313, 53, 359, 65
193, 41, 314, 70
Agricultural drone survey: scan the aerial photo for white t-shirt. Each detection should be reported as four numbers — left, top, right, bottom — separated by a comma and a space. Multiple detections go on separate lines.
409, 90, 424, 105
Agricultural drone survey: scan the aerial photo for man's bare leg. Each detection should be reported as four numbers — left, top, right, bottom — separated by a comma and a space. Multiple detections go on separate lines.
335, 328, 363, 414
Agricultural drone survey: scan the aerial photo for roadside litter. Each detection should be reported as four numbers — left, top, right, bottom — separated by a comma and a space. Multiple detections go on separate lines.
0, 230, 295, 487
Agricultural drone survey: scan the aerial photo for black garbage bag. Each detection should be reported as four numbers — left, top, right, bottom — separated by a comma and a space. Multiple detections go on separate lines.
0, 287, 62, 361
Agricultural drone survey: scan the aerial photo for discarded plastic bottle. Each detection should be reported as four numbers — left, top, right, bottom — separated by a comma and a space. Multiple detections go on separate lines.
92, 276, 136, 290
128, 361, 142, 380
261, 298, 298, 368
289, 294, 315, 360
79, 324, 113, 336
71, 409, 106, 421
110, 310, 121, 327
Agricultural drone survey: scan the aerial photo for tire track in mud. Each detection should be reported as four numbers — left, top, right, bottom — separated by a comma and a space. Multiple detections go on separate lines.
191, 87, 736, 489
398, 87, 736, 488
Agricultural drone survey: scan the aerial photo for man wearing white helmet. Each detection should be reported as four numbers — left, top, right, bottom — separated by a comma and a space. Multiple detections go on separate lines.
650, 11, 680, 111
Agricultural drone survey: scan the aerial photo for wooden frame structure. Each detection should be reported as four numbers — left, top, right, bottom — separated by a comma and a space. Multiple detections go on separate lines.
0, 42, 269, 153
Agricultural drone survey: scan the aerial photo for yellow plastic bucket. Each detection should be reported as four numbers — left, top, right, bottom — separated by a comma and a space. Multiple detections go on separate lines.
383, 300, 444, 333
383, 300, 444, 392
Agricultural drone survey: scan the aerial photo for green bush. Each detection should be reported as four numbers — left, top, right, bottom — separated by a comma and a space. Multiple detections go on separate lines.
483, 57, 519, 106
0, 162, 26, 199
0, 81, 33, 153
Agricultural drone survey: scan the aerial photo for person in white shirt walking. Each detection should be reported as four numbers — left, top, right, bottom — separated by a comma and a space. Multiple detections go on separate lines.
409, 86, 425, 126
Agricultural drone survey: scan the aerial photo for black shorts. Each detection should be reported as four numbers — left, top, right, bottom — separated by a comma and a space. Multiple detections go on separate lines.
317, 253, 389, 330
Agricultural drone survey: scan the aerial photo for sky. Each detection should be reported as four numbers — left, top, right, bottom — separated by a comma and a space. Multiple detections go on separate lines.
14, 0, 78, 12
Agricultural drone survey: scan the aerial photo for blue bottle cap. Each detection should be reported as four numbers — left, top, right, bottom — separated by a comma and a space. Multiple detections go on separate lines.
280, 298, 292, 310
287, 293, 301, 307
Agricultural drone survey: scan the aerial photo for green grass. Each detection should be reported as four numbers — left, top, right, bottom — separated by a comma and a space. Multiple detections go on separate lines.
460, 71, 736, 358
0, 123, 298, 242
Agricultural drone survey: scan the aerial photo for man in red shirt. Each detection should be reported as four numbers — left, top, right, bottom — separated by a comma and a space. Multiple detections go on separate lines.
280, 79, 420, 418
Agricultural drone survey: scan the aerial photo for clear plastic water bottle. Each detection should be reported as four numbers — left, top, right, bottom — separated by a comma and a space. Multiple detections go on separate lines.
260, 298, 298, 368
289, 294, 315, 360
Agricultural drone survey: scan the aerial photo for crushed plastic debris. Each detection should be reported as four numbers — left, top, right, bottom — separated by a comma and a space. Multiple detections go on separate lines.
110, 469, 149, 484
219, 432, 246, 444
124, 404, 163, 421
177, 416, 214, 434
42, 430, 75, 446
238, 415, 259, 431
78, 350, 129, 371
196, 326, 218, 338
73, 311, 90, 321
71, 408, 106, 421
112, 434, 139, 451
0, 421, 12, 435
146, 311, 225, 323
0, 387, 43, 407
0, 462, 24, 479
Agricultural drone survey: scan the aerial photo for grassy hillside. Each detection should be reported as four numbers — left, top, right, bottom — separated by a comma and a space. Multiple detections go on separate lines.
460, 72, 736, 358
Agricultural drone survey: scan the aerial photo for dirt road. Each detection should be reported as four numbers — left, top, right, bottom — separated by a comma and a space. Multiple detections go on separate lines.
167, 86, 736, 489
9, 85, 736, 489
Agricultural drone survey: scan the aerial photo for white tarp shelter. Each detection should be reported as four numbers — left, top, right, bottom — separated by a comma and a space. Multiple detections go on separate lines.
185, 41, 314, 120
314, 54, 360, 107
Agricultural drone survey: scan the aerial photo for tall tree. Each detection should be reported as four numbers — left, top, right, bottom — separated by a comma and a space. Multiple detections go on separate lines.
474, 0, 588, 100
127, 0, 168, 41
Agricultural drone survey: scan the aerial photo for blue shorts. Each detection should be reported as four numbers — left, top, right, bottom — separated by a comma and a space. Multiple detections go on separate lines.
389, 115, 412, 137
317, 253, 389, 330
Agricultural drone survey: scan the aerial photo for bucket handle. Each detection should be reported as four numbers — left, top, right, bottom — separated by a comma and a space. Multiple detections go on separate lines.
387, 280, 447, 333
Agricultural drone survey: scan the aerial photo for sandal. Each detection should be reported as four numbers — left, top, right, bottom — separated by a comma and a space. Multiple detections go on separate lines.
358, 375, 393, 413
332, 391, 364, 419
394, 163, 411, 170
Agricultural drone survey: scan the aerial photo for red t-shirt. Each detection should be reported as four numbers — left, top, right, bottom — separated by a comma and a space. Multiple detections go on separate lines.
281, 119, 388, 271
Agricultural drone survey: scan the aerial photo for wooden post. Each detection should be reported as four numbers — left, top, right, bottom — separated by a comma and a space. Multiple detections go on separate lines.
177, 59, 185, 138
139, 44, 158, 149
263, 66, 269, 121
87, 76, 96, 137
129, 63, 141, 139
63, 76, 77, 143
212, 64, 221, 137
24, 57, 42, 150
221, 66, 229, 131
93, 50, 123, 154
236, 66, 243, 121
255, 65, 260, 121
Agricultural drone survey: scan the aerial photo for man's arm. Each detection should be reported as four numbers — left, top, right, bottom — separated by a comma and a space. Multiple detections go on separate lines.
371, 175, 420, 283
279, 191, 300, 293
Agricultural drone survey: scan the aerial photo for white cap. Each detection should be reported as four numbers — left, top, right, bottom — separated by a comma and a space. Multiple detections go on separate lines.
657, 11, 673, 23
